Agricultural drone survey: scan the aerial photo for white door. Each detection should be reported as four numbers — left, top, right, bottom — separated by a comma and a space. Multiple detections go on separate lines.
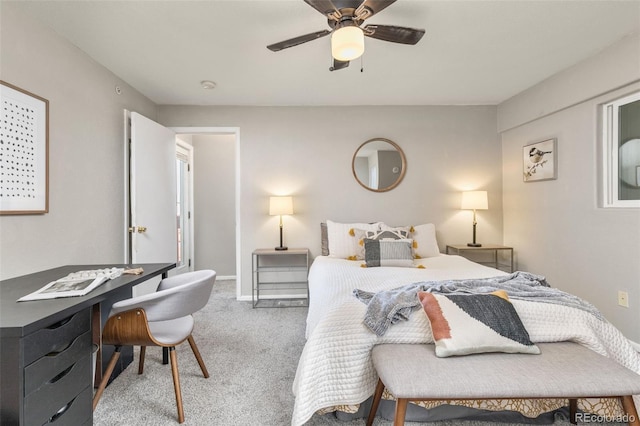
129, 112, 177, 265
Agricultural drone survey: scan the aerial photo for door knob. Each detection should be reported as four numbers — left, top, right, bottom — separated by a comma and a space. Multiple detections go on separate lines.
128, 226, 147, 233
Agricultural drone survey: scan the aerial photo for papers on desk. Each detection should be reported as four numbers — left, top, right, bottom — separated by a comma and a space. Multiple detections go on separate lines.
17, 267, 124, 301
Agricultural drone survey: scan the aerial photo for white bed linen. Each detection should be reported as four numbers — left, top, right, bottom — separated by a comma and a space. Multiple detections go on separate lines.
306, 255, 507, 338
292, 255, 640, 426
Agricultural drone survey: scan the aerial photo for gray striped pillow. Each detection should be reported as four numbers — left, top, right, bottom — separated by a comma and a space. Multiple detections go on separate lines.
363, 238, 414, 267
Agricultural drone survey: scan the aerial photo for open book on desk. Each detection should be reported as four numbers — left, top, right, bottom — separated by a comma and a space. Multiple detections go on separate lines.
17, 267, 124, 301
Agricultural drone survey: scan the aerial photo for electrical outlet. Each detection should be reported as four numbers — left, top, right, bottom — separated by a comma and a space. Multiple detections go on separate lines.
618, 291, 629, 308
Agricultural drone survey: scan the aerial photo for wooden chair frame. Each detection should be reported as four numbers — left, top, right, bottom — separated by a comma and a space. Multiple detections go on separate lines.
92, 308, 209, 423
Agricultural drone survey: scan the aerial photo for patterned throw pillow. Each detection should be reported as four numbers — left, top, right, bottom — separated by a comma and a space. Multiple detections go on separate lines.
418, 291, 540, 357
351, 228, 411, 260
363, 238, 414, 267
326, 220, 381, 259
380, 223, 441, 258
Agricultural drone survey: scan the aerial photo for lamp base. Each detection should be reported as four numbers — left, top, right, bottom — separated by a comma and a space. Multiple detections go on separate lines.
275, 246, 288, 251
467, 243, 482, 247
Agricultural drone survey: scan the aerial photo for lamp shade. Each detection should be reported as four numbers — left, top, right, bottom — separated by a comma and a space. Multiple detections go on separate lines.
331, 26, 365, 61
269, 196, 293, 216
461, 191, 488, 210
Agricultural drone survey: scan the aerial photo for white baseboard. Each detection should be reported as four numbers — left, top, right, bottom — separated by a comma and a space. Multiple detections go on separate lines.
216, 275, 236, 281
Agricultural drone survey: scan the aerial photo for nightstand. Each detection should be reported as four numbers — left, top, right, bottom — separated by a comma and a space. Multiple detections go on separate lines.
446, 244, 514, 273
252, 248, 310, 308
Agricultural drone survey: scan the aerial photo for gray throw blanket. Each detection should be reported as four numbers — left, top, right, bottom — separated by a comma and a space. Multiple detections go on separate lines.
353, 271, 603, 336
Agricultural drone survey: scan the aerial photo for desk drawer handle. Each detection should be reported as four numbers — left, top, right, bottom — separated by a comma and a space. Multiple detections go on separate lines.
45, 396, 76, 424
47, 364, 73, 385
46, 316, 72, 330
45, 332, 85, 357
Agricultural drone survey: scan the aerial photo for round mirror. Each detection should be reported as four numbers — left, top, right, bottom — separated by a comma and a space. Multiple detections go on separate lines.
352, 138, 406, 192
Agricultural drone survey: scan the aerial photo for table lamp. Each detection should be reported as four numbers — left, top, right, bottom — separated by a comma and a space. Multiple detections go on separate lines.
269, 196, 293, 251
461, 191, 488, 247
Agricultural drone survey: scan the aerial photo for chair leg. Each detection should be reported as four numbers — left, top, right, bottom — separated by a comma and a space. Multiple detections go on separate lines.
569, 398, 578, 424
187, 335, 209, 378
169, 347, 185, 424
138, 346, 146, 374
366, 378, 385, 426
93, 346, 121, 410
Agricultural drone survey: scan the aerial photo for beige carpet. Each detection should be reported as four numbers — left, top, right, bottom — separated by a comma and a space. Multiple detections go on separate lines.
92, 279, 624, 426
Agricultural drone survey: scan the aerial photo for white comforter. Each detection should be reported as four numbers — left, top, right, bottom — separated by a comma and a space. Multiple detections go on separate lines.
292, 255, 640, 426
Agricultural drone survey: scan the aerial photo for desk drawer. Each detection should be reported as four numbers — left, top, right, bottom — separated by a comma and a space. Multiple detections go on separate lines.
24, 353, 91, 426
24, 330, 91, 396
39, 385, 92, 426
24, 309, 91, 366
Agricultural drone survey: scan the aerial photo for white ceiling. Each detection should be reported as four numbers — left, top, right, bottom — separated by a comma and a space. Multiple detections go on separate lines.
9, 0, 640, 106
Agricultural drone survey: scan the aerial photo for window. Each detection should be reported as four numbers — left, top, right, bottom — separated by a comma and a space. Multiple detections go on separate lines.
602, 91, 640, 208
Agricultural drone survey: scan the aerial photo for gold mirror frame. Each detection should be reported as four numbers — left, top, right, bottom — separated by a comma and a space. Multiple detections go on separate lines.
352, 138, 407, 192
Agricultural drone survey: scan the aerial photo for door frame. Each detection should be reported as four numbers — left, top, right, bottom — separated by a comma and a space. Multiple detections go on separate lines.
170, 127, 241, 299
123, 110, 132, 263
175, 140, 194, 274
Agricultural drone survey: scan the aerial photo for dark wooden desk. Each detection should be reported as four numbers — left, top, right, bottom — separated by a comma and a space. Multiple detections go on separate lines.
0, 263, 175, 425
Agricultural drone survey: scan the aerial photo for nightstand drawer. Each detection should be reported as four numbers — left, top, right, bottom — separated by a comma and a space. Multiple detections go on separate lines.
23, 309, 91, 366
24, 353, 91, 426
24, 330, 91, 396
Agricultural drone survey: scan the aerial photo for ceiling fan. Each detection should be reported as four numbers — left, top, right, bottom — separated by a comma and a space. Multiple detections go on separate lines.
267, 0, 425, 71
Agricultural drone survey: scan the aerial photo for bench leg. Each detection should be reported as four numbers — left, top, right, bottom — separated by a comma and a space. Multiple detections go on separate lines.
367, 379, 385, 426
394, 398, 408, 426
569, 398, 578, 424
621, 396, 639, 426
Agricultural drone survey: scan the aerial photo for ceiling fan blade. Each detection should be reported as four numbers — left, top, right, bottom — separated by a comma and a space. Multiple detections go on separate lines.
304, 0, 362, 16
267, 29, 331, 52
303, 0, 338, 16
363, 24, 425, 45
356, 0, 397, 19
329, 59, 350, 71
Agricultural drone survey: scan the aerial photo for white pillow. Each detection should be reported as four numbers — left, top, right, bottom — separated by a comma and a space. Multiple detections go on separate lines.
412, 223, 440, 258
326, 220, 381, 259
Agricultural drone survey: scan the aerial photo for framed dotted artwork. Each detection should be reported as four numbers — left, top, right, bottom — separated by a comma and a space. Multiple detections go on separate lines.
1, 81, 49, 214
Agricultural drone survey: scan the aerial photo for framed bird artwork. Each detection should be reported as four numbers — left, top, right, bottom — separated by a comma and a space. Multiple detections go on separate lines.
523, 138, 557, 182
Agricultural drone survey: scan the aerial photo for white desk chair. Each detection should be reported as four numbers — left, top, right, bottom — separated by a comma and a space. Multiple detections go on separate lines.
93, 269, 216, 423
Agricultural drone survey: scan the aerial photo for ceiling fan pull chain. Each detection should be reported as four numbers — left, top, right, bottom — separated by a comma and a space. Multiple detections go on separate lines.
361, 55, 364, 73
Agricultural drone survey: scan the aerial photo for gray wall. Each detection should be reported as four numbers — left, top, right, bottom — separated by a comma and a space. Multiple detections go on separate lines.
499, 34, 640, 341
0, 3, 157, 279
192, 134, 236, 277
157, 106, 503, 299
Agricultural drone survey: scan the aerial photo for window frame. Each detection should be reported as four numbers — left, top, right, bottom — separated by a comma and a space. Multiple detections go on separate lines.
601, 91, 640, 208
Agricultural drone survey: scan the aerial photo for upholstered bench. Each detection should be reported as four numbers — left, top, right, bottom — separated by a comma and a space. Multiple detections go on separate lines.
367, 342, 640, 426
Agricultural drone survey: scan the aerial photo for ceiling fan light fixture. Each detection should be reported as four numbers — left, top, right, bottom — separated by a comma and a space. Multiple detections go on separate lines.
331, 26, 365, 61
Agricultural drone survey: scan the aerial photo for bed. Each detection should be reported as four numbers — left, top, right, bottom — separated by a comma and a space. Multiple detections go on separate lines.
291, 222, 640, 425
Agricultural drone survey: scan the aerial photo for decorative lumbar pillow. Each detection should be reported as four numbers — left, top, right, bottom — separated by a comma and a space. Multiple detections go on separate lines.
352, 228, 411, 260
418, 291, 540, 357
363, 238, 414, 267
326, 220, 381, 259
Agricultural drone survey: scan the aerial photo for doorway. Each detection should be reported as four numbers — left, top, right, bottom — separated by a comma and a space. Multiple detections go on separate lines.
175, 140, 193, 275
171, 127, 240, 296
